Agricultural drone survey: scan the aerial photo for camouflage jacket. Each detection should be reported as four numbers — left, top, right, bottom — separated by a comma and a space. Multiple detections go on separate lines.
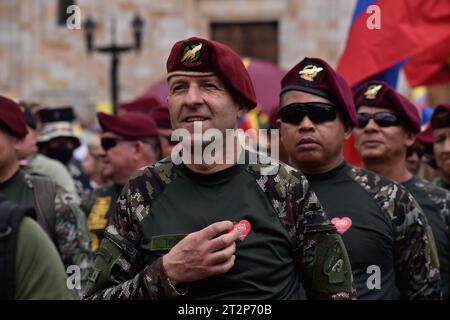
347, 167, 441, 299
433, 176, 450, 193
0, 169, 94, 298
84, 155, 355, 300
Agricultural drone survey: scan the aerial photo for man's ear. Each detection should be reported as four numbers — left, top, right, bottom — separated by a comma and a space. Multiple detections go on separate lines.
276, 118, 282, 130
405, 131, 416, 148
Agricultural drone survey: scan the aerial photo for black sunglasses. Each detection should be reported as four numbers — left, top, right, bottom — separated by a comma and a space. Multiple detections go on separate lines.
100, 137, 135, 151
279, 102, 337, 125
357, 112, 400, 129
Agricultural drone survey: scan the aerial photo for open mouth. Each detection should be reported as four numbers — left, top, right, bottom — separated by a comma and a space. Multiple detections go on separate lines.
184, 116, 209, 122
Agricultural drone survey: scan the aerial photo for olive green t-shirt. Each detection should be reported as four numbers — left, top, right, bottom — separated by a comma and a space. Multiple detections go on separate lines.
15, 217, 76, 300
141, 162, 302, 300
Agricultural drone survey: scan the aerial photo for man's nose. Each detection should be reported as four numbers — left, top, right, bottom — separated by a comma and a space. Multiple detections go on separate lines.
184, 84, 203, 107
363, 118, 379, 133
298, 114, 315, 131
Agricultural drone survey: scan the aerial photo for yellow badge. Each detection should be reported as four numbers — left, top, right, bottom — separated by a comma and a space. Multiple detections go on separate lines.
90, 232, 100, 252
87, 196, 111, 231
364, 84, 383, 100
181, 43, 203, 67
299, 64, 324, 81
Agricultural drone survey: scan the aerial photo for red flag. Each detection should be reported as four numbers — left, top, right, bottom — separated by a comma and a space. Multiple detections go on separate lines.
337, 0, 450, 87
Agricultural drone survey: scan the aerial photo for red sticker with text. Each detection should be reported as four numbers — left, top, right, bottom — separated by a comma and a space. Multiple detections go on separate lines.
228, 219, 251, 241
331, 217, 352, 234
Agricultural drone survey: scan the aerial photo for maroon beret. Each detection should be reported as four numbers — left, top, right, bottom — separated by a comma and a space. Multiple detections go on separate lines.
97, 111, 158, 138
280, 57, 357, 126
120, 96, 161, 113
354, 81, 421, 134
430, 103, 450, 130
150, 107, 171, 129
0, 95, 28, 138
166, 37, 257, 109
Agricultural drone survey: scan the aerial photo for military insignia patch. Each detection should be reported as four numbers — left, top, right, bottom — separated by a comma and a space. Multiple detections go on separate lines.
298, 64, 324, 82
87, 196, 111, 230
181, 42, 203, 67
364, 84, 383, 100
323, 241, 348, 284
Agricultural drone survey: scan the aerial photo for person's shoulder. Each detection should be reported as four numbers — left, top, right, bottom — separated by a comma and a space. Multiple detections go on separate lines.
347, 165, 421, 218
415, 176, 450, 198
129, 157, 176, 181
244, 152, 308, 193
32, 153, 69, 172
122, 157, 178, 201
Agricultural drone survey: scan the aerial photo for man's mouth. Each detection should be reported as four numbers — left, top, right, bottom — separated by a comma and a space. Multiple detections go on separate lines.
184, 116, 209, 122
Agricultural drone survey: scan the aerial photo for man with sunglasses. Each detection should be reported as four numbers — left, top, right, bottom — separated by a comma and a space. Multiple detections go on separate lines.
84, 37, 354, 300
277, 58, 440, 299
83, 112, 160, 252
353, 81, 448, 298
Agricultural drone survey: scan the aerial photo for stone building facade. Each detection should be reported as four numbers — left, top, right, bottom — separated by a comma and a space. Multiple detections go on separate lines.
0, 0, 356, 117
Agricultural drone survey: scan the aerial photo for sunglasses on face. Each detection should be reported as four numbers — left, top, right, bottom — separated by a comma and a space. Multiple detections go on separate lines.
279, 102, 337, 125
100, 137, 134, 151
356, 112, 400, 129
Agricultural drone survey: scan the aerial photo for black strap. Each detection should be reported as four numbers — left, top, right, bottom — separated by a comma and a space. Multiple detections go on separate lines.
0, 194, 35, 300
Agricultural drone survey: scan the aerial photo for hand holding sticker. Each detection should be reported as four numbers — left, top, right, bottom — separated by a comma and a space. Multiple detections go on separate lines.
228, 219, 251, 241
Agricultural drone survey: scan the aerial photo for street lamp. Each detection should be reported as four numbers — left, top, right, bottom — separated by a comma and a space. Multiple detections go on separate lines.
83, 13, 144, 114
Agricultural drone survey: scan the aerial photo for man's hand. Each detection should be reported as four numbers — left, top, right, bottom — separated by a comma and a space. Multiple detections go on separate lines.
162, 221, 240, 285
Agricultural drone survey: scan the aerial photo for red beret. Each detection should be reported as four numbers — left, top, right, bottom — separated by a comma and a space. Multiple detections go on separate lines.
120, 96, 161, 113
354, 81, 421, 134
166, 37, 257, 109
150, 107, 171, 129
0, 95, 28, 138
430, 103, 450, 130
97, 111, 158, 138
280, 57, 357, 126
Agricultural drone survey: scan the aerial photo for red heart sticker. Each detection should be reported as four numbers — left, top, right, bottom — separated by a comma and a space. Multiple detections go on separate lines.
331, 217, 352, 234
228, 219, 251, 241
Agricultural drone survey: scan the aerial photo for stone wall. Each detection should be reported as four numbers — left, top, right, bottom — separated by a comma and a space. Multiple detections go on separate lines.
0, 0, 358, 113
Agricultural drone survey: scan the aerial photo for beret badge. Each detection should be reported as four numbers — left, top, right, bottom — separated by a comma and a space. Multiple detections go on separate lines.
181, 42, 203, 67
298, 64, 324, 82
364, 84, 383, 100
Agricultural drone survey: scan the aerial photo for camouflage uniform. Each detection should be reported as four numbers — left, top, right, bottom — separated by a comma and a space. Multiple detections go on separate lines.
303, 162, 441, 299
84, 153, 355, 300
0, 168, 94, 298
404, 176, 450, 297
347, 166, 442, 299
433, 176, 450, 192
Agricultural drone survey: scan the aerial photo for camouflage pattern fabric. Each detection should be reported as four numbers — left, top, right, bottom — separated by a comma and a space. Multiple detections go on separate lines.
347, 166, 441, 299
84, 154, 355, 300
54, 189, 94, 298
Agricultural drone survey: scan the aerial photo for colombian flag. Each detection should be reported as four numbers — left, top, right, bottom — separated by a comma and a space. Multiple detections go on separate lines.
338, 0, 450, 166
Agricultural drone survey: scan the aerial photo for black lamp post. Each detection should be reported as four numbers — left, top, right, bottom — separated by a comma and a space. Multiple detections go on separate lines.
84, 13, 144, 114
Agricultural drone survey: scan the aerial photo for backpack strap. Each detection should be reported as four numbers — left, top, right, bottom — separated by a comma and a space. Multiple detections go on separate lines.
0, 194, 35, 300
27, 175, 57, 241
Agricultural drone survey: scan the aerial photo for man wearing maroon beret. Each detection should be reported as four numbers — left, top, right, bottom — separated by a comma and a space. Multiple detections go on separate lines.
0, 95, 93, 298
277, 58, 440, 299
82, 111, 161, 252
353, 81, 447, 298
429, 104, 450, 191
85, 37, 354, 300
150, 106, 176, 159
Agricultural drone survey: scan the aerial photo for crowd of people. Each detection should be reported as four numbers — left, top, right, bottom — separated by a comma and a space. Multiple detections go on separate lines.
0, 36, 449, 300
